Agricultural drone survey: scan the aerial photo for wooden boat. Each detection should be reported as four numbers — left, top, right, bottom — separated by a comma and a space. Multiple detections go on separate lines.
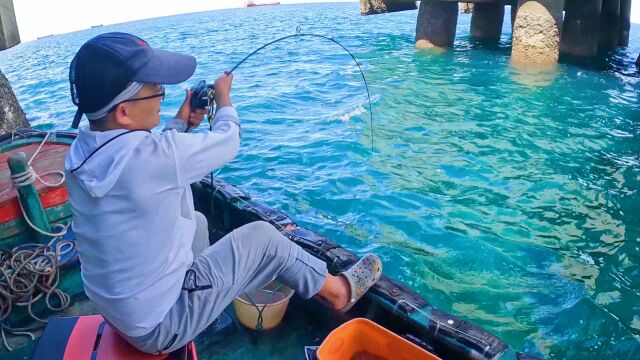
0, 130, 541, 359
0, 130, 85, 354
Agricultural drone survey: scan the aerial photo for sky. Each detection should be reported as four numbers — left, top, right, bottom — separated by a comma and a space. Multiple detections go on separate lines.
12, 0, 354, 41
11, 0, 640, 42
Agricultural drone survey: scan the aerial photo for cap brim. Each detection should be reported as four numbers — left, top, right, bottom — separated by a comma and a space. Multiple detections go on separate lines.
133, 49, 196, 85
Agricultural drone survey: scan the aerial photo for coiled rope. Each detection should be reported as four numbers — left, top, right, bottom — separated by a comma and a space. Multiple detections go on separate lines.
0, 240, 75, 351
0, 132, 73, 351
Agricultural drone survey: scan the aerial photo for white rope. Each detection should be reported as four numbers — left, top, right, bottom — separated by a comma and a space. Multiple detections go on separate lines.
17, 202, 68, 238
0, 132, 74, 350
0, 132, 67, 237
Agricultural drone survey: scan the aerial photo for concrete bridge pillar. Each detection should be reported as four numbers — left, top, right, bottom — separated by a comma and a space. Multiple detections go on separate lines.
0, 0, 20, 50
511, 0, 564, 67
360, 0, 416, 15
471, 3, 505, 41
598, 0, 621, 51
560, 0, 602, 57
0, 70, 30, 134
510, 0, 518, 31
618, 0, 631, 46
415, 0, 459, 50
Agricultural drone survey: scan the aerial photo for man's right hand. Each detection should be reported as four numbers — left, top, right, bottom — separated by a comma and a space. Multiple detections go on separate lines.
214, 72, 233, 110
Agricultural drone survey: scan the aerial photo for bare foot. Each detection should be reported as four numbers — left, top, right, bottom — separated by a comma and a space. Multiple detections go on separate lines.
317, 274, 351, 310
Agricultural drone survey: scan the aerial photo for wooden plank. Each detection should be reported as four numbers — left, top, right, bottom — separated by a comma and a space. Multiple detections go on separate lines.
0, 204, 72, 242
0, 142, 69, 203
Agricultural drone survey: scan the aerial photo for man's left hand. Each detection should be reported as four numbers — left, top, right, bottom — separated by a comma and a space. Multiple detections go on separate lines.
176, 89, 208, 131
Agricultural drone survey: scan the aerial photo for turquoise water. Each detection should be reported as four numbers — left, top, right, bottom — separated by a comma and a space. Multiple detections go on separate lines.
1, 3, 640, 359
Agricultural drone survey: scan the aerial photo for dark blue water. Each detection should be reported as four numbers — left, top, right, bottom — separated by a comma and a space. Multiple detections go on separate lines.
1, 3, 639, 359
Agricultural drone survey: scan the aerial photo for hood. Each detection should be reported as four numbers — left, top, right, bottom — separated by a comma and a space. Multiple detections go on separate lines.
65, 128, 150, 198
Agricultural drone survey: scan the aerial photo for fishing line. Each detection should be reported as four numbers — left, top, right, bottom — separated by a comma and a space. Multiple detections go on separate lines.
224, 27, 375, 149
207, 29, 375, 244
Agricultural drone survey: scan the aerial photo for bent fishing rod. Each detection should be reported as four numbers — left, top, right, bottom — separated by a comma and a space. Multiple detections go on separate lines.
189, 27, 375, 148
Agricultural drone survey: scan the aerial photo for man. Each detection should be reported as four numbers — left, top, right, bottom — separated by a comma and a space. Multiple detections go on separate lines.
64, 32, 382, 354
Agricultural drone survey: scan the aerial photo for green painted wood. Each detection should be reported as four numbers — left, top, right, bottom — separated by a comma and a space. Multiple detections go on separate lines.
0, 202, 72, 240
7, 152, 52, 243
0, 213, 72, 250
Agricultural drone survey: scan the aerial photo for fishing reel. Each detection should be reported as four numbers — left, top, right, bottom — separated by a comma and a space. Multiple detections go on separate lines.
185, 80, 216, 132
190, 80, 215, 110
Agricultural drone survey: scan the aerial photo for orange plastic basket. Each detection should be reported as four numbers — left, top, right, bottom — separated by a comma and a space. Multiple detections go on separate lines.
317, 318, 441, 360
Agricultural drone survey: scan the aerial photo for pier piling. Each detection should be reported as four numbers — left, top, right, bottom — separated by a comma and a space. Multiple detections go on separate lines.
0, 0, 20, 50
618, 0, 631, 46
510, 0, 518, 31
471, 2, 505, 41
560, 0, 602, 57
360, 0, 635, 66
511, 0, 564, 67
415, 0, 459, 50
599, 0, 621, 51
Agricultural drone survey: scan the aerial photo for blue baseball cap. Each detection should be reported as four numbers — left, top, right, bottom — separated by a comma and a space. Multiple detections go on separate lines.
69, 32, 196, 128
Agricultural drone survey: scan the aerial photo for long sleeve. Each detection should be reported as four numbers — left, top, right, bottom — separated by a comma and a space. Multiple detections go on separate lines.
162, 106, 241, 187
163, 118, 189, 133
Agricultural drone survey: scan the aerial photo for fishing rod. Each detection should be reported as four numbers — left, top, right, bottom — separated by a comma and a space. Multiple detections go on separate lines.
189, 27, 375, 149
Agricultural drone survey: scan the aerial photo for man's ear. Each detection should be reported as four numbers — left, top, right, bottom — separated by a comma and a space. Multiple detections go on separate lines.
113, 103, 133, 127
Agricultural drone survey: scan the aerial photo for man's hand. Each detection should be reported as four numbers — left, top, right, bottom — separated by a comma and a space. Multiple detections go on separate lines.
214, 72, 233, 110
176, 89, 207, 131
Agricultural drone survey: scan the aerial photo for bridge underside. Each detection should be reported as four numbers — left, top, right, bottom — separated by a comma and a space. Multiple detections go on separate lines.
360, 0, 417, 15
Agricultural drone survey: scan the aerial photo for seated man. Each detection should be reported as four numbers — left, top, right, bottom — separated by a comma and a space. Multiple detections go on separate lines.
64, 32, 382, 354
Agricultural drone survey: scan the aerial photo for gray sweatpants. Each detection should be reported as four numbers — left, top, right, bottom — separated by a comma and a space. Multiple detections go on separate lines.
123, 220, 329, 354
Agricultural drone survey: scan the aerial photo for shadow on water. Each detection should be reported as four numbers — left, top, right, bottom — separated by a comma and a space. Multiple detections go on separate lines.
560, 47, 640, 78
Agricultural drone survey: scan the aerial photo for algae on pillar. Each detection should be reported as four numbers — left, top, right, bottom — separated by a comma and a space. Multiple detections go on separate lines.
360, 0, 416, 15
511, 0, 564, 67
0, 70, 30, 134
471, 3, 505, 41
415, 0, 459, 50
560, 0, 602, 57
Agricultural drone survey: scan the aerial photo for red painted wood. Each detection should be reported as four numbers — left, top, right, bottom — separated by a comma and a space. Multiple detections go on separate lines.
0, 142, 70, 223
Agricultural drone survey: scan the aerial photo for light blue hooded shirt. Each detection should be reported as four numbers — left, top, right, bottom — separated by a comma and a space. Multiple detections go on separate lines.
64, 107, 240, 337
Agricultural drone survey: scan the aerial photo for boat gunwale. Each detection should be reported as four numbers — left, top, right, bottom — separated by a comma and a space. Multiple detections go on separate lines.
194, 176, 541, 360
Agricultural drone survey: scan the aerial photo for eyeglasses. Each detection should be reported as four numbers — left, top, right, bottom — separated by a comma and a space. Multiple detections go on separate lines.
109, 85, 165, 113
122, 85, 165, 103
